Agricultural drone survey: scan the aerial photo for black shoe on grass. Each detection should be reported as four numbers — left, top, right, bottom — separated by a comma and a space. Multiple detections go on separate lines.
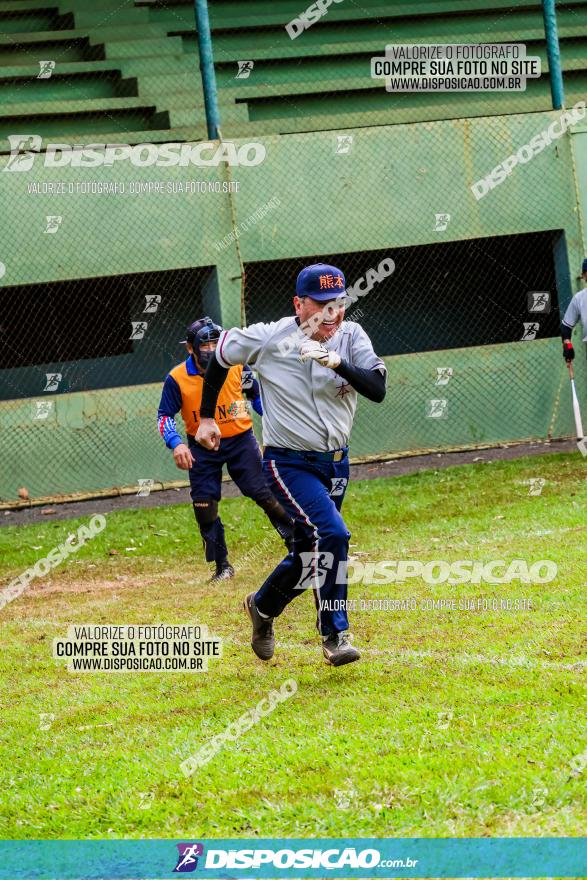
322, 632, 360, 667
210, 561, 235, 583
243, 592, 274, 661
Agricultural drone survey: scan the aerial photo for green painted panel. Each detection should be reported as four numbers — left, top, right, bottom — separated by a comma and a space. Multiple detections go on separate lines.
570, 128, 587, 255
224, 112, 582, 264
0, 338, 583, 502
0, 146, 236, 284
0, 100, 584, 499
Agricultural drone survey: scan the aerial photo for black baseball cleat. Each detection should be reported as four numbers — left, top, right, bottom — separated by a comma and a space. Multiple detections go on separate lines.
322, 632, 360, 667
243, 592, 275, 660
210, 561, 235, 583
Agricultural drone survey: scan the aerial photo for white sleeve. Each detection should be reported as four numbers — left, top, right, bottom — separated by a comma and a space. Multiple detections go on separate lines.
216, 322, 273, 367
350, 323, 386, 373
562, 295, 580, 329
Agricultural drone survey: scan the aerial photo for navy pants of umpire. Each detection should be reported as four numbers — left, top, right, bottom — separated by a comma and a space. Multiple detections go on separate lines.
255, 447, 351, 636
188, 429, 291, 565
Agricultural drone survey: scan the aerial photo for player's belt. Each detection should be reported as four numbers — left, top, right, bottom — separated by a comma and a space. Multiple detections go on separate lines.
264, 446, 348, 463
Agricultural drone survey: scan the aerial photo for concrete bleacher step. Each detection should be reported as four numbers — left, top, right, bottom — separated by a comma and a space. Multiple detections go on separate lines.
5, 23, 167, 44
0, 38, 587, 101
0, 24, 178, 51
153, 103, 249, 128
0, 32, 92, 52
2, 75, 121, 103
0, 28, 89, 45
0, 80, 581, 153
123, 71, 203, 97
1, 19, 57, 35
180, 26, 587, 70
120, 54, 196, 76
0, 0, 59, 34
0, 41, 95, 67
1, 77, 199, 107
72, 8, 151, 27
182, 8, 587, 60
104, 36, 184, 59
58, 0, 143, 9
0, 114, 160, 140
0, 96, 157, 119
161, 92, 222, 111
239, 83, 587, 135
144, 0, 578, 30
0, 0, 58, 10
0, 77, 574, 155
0, 57, 196, 91
86, 24, 167, 43
216, 41, 587, 101
1, 0, 585, 147
1, 44, 580, 114
143, 0, 587, 39
17, 66, 207, 107
0, 59, 121, 78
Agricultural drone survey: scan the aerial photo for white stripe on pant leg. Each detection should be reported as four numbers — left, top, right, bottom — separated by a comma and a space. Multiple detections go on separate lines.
269, 459, 322, 632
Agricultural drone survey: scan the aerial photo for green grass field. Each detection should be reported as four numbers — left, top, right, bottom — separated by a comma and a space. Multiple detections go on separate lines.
0, 452, 585, 840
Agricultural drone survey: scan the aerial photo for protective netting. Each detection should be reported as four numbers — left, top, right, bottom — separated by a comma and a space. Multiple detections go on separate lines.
0, 0, 585, 502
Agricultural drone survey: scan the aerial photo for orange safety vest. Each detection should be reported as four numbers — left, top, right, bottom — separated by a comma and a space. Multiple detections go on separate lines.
169, 361, 253, 438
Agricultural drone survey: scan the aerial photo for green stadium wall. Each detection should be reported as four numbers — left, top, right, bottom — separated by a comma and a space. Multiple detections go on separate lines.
1, 109, 586, 502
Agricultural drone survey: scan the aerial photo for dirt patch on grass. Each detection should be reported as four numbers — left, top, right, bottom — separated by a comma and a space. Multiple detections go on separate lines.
26, 570, 180, 596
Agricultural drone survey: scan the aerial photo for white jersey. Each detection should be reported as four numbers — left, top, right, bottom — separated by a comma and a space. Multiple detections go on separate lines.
216, 317, 386, 452
562, 289, 587, 341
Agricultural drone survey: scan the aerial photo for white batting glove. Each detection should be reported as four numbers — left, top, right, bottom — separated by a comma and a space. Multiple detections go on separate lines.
299, 339, 341, 369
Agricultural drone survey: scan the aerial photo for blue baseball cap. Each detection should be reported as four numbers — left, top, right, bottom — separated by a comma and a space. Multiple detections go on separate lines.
582, 258, 587, 273
296, 263, 346, 301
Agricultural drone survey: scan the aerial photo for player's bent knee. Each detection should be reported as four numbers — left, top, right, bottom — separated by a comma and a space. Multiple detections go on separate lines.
319, 521, 350, 546
192, 499, 218, 526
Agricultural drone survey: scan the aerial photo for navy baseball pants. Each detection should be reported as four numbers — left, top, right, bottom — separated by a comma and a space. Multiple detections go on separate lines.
188, 429, 292, 565
255, 447, 351, 636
